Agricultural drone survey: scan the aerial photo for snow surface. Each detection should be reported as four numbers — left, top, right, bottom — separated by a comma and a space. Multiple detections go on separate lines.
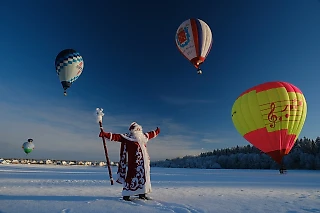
0, 164, 320, 213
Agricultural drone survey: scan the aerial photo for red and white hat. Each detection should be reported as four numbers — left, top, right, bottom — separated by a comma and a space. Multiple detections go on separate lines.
129, 122, 142, 132
129, 122, 137, 131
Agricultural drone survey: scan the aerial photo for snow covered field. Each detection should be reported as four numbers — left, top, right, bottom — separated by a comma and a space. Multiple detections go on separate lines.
0, 164, 319, 213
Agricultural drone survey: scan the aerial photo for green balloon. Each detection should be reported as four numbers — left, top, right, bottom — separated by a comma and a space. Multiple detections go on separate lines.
22, 141, 35, 154
24, 148, 33, 154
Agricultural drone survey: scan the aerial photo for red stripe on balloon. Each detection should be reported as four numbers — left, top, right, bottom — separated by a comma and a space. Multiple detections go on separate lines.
238, 82, 303, 98
190, 19, 200, 58
244, 128, 297, 164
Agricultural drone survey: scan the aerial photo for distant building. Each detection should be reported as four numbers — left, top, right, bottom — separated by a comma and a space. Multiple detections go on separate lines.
77, 161, 84, 165
46, 159, 53, 164
85, 161, 92, 166
12, 159, 19, 164
0, 158, 8, 164
99, 161, 106, 166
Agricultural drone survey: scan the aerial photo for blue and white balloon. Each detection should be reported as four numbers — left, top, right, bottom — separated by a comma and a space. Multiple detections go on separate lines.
55, 49, 84, 96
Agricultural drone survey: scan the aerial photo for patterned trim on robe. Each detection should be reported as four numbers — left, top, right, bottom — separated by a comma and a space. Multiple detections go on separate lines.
116, 142, 127, 184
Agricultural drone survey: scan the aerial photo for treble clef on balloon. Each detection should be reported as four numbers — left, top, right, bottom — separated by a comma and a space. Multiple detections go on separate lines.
268, 102, 278, 128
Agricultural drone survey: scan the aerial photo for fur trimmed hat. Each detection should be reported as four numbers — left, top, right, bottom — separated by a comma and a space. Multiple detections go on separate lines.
129, 122, 137, 131
129, 122, 142, 131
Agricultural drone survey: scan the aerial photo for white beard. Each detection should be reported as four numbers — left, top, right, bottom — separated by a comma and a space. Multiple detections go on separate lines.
132, 130, 151, 171
132, 130, 148, 144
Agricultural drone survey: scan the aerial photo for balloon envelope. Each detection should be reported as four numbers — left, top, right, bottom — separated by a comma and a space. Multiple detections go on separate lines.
55, 49, 84, 93
175, 18, 213, 70
231, 81, 307, 164
22, 142, 35, 154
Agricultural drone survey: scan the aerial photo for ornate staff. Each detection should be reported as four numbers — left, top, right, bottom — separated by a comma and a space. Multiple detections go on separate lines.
96, 108, 114, 185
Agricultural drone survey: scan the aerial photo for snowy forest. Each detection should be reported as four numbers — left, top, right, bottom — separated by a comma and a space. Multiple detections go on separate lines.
151, 137, 320, 170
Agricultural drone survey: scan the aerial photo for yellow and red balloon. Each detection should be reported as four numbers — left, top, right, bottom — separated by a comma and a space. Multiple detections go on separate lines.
231, 81, 307, 164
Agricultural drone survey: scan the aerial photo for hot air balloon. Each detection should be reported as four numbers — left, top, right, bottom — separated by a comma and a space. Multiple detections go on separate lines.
175, 18, 213, 75
231, 81, 307, 173
55, 49, 84, 96
22, 139, 35, 155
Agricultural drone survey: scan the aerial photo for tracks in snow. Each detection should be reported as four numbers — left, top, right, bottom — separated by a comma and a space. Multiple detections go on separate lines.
121, 198, 204, 213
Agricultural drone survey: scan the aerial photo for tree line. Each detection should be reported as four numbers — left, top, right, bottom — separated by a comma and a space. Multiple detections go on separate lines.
151, 137, 320, 170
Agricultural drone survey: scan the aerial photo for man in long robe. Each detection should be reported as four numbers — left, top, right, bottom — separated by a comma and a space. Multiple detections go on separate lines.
99, 122, 160, 201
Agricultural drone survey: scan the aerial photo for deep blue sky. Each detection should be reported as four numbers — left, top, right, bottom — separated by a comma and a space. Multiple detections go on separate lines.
0, 0, 319, 161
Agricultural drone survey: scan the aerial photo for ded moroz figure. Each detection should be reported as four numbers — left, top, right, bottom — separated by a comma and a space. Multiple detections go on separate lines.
99, 121, 160, 201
